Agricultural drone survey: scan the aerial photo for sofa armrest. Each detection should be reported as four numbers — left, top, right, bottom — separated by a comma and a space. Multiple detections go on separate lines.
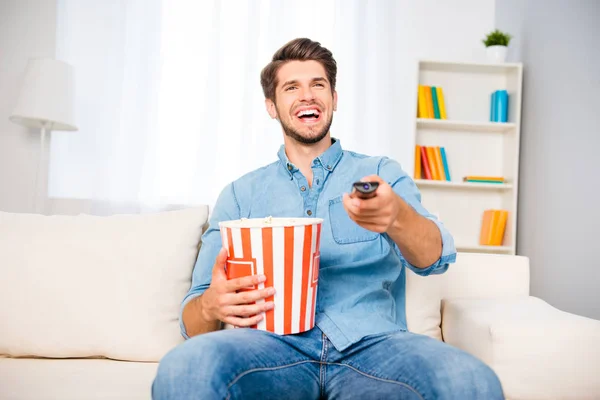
441, 296, 600, 400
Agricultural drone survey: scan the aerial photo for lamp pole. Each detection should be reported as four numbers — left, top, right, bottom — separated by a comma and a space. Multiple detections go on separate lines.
33, 122, 50, 214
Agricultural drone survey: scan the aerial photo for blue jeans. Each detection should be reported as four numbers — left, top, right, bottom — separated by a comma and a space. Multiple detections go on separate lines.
152, 327, 504, 399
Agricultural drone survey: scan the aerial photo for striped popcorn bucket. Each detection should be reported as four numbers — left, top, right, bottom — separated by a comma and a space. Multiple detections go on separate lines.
219, 217, 323, 335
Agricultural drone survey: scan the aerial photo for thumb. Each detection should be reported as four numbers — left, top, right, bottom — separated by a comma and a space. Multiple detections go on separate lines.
360, 174, 384, 183
211, 248, 228, 281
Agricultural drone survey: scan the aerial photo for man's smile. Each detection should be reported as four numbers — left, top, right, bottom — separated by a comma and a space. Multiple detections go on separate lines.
294, 106, 322, 124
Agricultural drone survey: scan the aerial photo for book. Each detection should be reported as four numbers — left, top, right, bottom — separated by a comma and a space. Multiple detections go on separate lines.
424, 86, 434, 119
440, 147, 451, 181
491, 210, 509, 245
414, 145, 422, 179
490, 89, 509, 122
416, 145, 451, 181
431, 87, 441, 119
425, 146, 440, 180
436, 87, 447, 119
463, 176, 505, 182
433, 146, 445, 180
479, 209, 509, 246
420, 146, 432, 179
417, 85, 447, 119
418, 86, 428, 118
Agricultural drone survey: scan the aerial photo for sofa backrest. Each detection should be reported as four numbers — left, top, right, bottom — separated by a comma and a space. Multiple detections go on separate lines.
405, 252, 530, 340
0, 207, 209, 362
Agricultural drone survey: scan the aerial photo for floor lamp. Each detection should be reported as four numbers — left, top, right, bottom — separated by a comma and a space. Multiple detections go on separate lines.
9, 58, 78, 214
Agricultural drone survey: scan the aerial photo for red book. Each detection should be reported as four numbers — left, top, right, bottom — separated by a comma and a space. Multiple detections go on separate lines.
420, 146, 432, 179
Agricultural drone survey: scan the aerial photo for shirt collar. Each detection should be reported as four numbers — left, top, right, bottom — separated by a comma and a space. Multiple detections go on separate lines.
278, 137, 344, 178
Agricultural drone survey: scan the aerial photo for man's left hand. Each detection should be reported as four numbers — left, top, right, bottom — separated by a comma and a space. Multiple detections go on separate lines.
342, 175, 402, 234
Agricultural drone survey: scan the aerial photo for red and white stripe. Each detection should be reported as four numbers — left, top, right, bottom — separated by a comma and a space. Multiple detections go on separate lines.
221, 223, 321, 335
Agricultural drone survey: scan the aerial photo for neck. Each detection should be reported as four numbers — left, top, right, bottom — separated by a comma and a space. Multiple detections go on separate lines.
284, 134, 331, 170
284, 134, 332, 185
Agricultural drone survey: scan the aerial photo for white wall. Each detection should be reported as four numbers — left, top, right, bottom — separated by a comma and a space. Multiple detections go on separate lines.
0, 0, 57, 213
0, 0, 496, 214
496, 0, 600, 320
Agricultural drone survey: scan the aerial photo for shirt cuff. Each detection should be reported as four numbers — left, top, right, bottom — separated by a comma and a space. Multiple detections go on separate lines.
179, 289, 206, 340
400, 217, 457, 277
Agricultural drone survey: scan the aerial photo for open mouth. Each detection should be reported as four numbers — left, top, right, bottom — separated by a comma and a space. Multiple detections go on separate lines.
295, 108, 321, 124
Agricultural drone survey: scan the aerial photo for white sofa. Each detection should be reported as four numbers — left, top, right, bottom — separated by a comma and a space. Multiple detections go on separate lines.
0, 208, 598, 400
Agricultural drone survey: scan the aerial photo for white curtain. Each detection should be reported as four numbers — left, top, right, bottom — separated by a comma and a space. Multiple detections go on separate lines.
49, 0, 405, 211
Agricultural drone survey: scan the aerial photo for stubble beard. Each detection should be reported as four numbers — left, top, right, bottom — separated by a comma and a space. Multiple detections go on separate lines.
276, 106, 333, 145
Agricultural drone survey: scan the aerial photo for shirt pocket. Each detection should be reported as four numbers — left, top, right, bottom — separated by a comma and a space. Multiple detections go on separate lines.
328, 195, 379, 244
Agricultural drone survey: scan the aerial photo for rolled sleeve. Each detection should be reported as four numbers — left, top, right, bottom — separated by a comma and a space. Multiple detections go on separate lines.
179, 182, 240, 339
377, 157, 457, 276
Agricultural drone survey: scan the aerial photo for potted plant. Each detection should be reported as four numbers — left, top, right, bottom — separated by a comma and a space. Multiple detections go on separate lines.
482, 29, 512, 63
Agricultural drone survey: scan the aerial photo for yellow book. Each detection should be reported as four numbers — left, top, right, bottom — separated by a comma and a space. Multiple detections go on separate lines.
436, 87, 447, 119
425, 146, 440, 180
418, 86, 428, 118
414, 145, 422, 179
424, 86, 434, 119
433, 146, 446, 180
491, 210, 509, 245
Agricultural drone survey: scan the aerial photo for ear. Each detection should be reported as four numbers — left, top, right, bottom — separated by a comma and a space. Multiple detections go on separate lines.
265, 98, 278, 119
333, 90, 338, 112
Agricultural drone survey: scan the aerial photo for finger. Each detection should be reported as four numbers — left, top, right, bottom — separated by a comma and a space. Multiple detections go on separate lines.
231, 287, 276, 304
359, 174, 384, 184
225, 274, 267, 292
211, 248, 229, 282
343, 193, 379, 216
225, 301, 275, 318
223, 313, 265, 328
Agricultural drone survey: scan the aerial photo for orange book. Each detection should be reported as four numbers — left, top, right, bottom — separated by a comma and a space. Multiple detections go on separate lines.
420, 146, 432, 179
424, 86, 434, 118
414, 145, 422, 179
463, 176, 505, 182
491, 210, 509, 245
479, 210, 501, 245
425, 146, 440, 180
433, 147, 446, 180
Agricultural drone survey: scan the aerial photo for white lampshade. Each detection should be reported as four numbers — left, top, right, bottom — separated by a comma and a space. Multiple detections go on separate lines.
10, 58, 78, 131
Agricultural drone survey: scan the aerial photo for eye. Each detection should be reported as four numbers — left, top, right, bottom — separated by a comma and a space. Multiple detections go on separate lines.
285, 86, 297, 91
314, 83, 325, 88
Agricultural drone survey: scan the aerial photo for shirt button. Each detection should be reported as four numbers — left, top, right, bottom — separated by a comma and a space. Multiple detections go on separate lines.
287, 164, 292, 171
326, 165, 331, 170
300, 186, 306, 192
306, 210, 312, 216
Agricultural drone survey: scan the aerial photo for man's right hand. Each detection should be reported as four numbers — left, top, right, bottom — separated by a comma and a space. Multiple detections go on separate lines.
200, 248, 275, 327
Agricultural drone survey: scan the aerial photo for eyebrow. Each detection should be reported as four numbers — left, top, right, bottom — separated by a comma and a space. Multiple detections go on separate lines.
281, 77, 328, 89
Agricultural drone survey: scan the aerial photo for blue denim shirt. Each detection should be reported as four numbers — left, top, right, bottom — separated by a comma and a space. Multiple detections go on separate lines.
181, 138, 456, 351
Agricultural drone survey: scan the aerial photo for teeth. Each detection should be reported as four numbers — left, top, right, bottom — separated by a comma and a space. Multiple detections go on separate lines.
297, 109, 319, 117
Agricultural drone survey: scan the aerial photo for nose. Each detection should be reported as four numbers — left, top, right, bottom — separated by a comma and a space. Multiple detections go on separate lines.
299, 86, 315, 101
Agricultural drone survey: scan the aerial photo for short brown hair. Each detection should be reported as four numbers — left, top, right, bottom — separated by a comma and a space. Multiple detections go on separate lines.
260, 38, 337, 101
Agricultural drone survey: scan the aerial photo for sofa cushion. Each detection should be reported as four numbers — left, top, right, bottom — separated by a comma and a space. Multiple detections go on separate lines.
442, 296, 600, 400
0, 358, 158, 400
0, 207, 208, 362
405, 252, 530, 340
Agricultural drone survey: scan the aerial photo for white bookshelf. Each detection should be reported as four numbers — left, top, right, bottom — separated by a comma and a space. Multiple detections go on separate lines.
413, 60, 523, 255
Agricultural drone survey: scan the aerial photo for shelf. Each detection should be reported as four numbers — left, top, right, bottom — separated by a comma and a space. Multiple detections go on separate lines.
457, 244, 514, 254
414, 179, 513, 190
419, 59, 523, 74
416, 118, 516, 133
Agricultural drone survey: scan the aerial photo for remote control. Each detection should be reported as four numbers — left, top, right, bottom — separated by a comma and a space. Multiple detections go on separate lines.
352, 181, 379, 199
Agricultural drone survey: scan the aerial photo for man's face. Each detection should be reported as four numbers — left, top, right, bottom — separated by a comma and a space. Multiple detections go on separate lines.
266, 60, 337, 145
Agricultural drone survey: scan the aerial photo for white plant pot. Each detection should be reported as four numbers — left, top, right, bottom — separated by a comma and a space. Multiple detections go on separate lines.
486, 45, 508, 63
